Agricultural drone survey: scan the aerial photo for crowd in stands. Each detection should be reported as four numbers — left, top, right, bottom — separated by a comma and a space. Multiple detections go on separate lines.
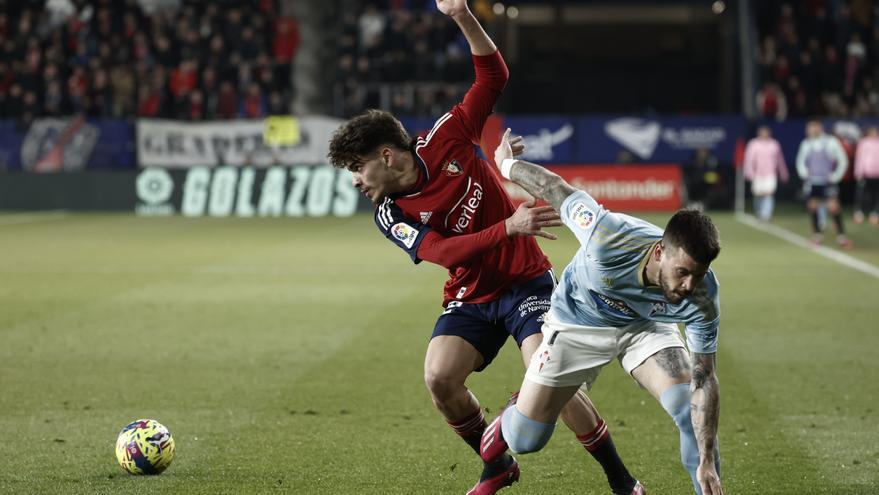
334, 1, 495, 117
0, 0, 299, 128
755, 0, 879, 120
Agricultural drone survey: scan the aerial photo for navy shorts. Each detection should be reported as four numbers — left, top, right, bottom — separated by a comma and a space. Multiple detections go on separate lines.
431, 271, 555, 372
808, 184, 839, 200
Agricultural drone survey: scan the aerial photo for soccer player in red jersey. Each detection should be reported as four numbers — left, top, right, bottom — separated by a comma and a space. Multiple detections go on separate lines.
329, 1, 643, 494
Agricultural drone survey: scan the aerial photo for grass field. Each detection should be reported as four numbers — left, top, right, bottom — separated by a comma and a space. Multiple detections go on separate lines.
1, 209, 877, 494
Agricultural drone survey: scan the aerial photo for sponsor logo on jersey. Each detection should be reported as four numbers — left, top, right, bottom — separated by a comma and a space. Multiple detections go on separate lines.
443, 159, 463, 177
391, 222, 419, 249
601, 276, 615, 289
420, 211, 433, 223
589, 290, 636, 318
571, 202, 595, 229
649, 302, 666, 316
456, 286, 467, 299
450, 181, 484, 234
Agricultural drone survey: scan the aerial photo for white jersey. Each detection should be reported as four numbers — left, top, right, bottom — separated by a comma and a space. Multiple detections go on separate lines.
550, 190, 720, 354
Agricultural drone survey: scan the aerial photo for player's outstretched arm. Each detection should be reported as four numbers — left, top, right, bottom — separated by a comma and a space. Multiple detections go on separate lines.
437, 0, 496, 56
690, 352, 724, 495
494, 128, 578, 212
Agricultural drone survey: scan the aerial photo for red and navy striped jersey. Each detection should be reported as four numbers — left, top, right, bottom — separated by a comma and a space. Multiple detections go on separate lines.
374, 51, 550, 307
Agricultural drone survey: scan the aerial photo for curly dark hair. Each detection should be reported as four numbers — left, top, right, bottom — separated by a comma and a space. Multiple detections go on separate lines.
662, 209, 721, 265
328, 109, 411, 169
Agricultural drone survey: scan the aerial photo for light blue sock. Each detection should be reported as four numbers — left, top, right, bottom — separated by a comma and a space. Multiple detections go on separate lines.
659, 383, 721, 495
500, 405, 556, 454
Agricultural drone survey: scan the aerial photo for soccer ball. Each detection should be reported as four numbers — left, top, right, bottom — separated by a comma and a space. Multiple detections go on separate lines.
115, 419, 175, 475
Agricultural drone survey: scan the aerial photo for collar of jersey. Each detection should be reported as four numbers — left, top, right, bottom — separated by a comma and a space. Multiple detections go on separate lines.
390, 148, 430, 199
637, 241, 661, 288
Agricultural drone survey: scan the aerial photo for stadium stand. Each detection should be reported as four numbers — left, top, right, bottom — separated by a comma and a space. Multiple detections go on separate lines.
754, 0, 879, 119
332, 1, 483, 117
0, 0, 299, 126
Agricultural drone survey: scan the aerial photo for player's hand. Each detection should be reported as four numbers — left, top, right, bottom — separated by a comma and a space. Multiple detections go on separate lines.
504, 198, 563, 240
495, 127, 523, 166
435, 0, 470, 18
510, 134, 525, 157
696, 462, 724, 495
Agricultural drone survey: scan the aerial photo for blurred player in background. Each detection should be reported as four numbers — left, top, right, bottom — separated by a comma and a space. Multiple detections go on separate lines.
743, 125, 788, 222
796, 120, 852, 248
480, 129, 724, 495
328, 1, 642, 494
853, 126, 879, 226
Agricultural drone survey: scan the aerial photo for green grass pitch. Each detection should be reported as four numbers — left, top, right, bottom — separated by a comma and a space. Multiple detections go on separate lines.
0, 210, 877, 494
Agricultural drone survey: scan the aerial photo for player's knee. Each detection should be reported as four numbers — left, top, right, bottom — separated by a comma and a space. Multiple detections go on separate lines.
423, 370, 464, 401
501, 406, 555, 454
659, 382, 692, 429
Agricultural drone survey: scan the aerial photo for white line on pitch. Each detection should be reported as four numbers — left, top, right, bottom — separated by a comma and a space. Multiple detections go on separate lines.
736, 213, 879, 280
0, 210, 69, 226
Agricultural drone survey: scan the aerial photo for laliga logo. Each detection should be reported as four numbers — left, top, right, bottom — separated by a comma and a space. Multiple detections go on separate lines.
571, 202, 595, 229
391, 222, 418, 248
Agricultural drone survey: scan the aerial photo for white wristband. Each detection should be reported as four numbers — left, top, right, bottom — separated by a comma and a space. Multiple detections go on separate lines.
500, 158, 517, 180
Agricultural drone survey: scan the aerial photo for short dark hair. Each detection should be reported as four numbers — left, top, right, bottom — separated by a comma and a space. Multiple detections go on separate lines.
662, 209, 721, 265
328, 109, 411, 169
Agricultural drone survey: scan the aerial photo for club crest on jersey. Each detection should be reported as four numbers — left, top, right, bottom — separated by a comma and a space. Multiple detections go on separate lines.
391, 223, 419, 249
420, 211, 433, 223
649, 302, 666, 316
537, 350, 551, 372
443, 159, 463, 177
571, 202, 595, 229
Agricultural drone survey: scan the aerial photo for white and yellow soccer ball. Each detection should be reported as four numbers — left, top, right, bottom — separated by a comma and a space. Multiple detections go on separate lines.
115, 419, 175, 475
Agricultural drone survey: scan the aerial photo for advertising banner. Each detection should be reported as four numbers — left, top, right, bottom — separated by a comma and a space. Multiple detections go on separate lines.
134, 165, 368, 217
503, 164, 682, 212
498, 116, 575, 164
136, 116, 344, 168
0, 118, 134, 171
576, 116, 745, 164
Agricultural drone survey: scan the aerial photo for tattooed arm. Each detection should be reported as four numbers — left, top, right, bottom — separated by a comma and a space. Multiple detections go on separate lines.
494, 128, 578, 212
691, 352, 723, 495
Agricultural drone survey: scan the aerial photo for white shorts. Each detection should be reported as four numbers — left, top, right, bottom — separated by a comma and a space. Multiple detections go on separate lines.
525, 311, 686, 390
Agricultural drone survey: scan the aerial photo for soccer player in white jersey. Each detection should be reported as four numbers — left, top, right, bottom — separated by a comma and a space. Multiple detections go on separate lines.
480, 129, 725, 495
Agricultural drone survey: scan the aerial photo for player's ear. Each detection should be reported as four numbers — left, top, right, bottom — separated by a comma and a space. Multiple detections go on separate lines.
654, 241, 665, 261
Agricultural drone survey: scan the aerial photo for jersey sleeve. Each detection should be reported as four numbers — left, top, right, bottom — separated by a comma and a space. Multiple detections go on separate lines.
683, 273, 721, 353
374, 199, 430, 264
445, 51, 509, 144
559, 189, 605, 246
684, 318, 719, 354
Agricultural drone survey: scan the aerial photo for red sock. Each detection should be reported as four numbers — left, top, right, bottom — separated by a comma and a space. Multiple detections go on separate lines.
577, 419, 635, 495
577, 418, 610, 452
447, 408, 487, 454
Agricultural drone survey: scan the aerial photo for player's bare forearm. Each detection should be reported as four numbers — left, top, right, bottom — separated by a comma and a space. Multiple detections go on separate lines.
690, 352, 720, 465
508, 160, 578, 212
446, 3, 496, 55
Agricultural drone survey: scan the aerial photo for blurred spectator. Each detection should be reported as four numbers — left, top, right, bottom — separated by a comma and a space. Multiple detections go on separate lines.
756, 82, 788, 121
240, 82, 266, 118
853, 126, 879, 225
217, 81, 238, 119
744, 125, 789, 221
684, 148, 730, 210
